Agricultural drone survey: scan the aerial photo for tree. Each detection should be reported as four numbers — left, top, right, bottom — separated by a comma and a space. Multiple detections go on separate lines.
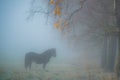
28, 0, 117, 68
28, 0, 116, 46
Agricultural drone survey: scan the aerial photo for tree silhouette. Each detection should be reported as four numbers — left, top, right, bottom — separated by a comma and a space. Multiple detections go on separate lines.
28, 0, 116, 51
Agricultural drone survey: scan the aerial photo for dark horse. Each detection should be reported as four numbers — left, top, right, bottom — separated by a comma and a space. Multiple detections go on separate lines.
25, 48, 56, 70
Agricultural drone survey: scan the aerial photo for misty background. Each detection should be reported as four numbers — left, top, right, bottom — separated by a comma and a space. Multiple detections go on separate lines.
0, 0, 101, 70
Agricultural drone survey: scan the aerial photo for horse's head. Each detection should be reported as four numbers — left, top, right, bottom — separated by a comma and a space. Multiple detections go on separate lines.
50, 48, 56, 57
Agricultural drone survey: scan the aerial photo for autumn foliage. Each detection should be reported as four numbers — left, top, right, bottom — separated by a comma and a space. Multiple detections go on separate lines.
50, 0, 66, 31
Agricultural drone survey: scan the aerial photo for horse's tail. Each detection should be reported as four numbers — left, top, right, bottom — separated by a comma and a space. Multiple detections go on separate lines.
25, 53, 28, 69
25, 53, 31, 69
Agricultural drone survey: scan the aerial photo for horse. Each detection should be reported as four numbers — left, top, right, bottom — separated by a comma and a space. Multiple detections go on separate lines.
25, 48, 56, 70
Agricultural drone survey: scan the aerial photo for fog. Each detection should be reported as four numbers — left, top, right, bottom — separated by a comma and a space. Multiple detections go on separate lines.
0, 0, 117, 80
0, 0, 101, 71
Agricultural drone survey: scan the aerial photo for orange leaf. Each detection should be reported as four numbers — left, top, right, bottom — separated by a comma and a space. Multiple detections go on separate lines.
54, 22, 59, 28
54, 19, 63, 30
54, 5, 61, 16
54, 21, 60, 29
50, 0, 54, 4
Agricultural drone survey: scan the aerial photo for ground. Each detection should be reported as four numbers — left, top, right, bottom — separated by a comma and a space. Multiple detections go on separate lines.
0, 64, 118, 80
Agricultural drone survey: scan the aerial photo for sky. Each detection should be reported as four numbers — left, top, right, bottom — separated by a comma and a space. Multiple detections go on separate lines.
0, 0, 73, 67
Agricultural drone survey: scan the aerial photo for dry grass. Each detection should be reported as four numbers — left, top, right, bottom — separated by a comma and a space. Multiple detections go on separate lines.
0, 65, 118, 80
85, 66, 118, 80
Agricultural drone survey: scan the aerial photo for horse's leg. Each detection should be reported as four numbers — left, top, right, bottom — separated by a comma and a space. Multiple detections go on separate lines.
43, 63, 47, 69
27, 61, 31, 71
43, 63, 49, 72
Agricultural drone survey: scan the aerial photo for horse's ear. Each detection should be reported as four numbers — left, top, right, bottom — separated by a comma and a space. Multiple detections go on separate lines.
51, 48, 55, 51
53, 48, 56, 51
53, 48, 56, 53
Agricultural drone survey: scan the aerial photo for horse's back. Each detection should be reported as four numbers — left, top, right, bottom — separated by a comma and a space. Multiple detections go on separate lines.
26, 52, 39, 56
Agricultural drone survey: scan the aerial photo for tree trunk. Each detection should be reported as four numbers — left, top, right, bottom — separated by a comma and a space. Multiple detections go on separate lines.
114, 0, 120, 78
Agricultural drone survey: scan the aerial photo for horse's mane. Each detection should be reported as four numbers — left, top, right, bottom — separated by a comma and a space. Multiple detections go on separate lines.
41, 48, 56, 55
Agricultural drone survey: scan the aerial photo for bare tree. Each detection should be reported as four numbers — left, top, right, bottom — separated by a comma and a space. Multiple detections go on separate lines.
28, 0, 116, 50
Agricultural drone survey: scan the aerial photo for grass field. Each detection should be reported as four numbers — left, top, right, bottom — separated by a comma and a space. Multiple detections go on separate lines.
0, 64, 118, 80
